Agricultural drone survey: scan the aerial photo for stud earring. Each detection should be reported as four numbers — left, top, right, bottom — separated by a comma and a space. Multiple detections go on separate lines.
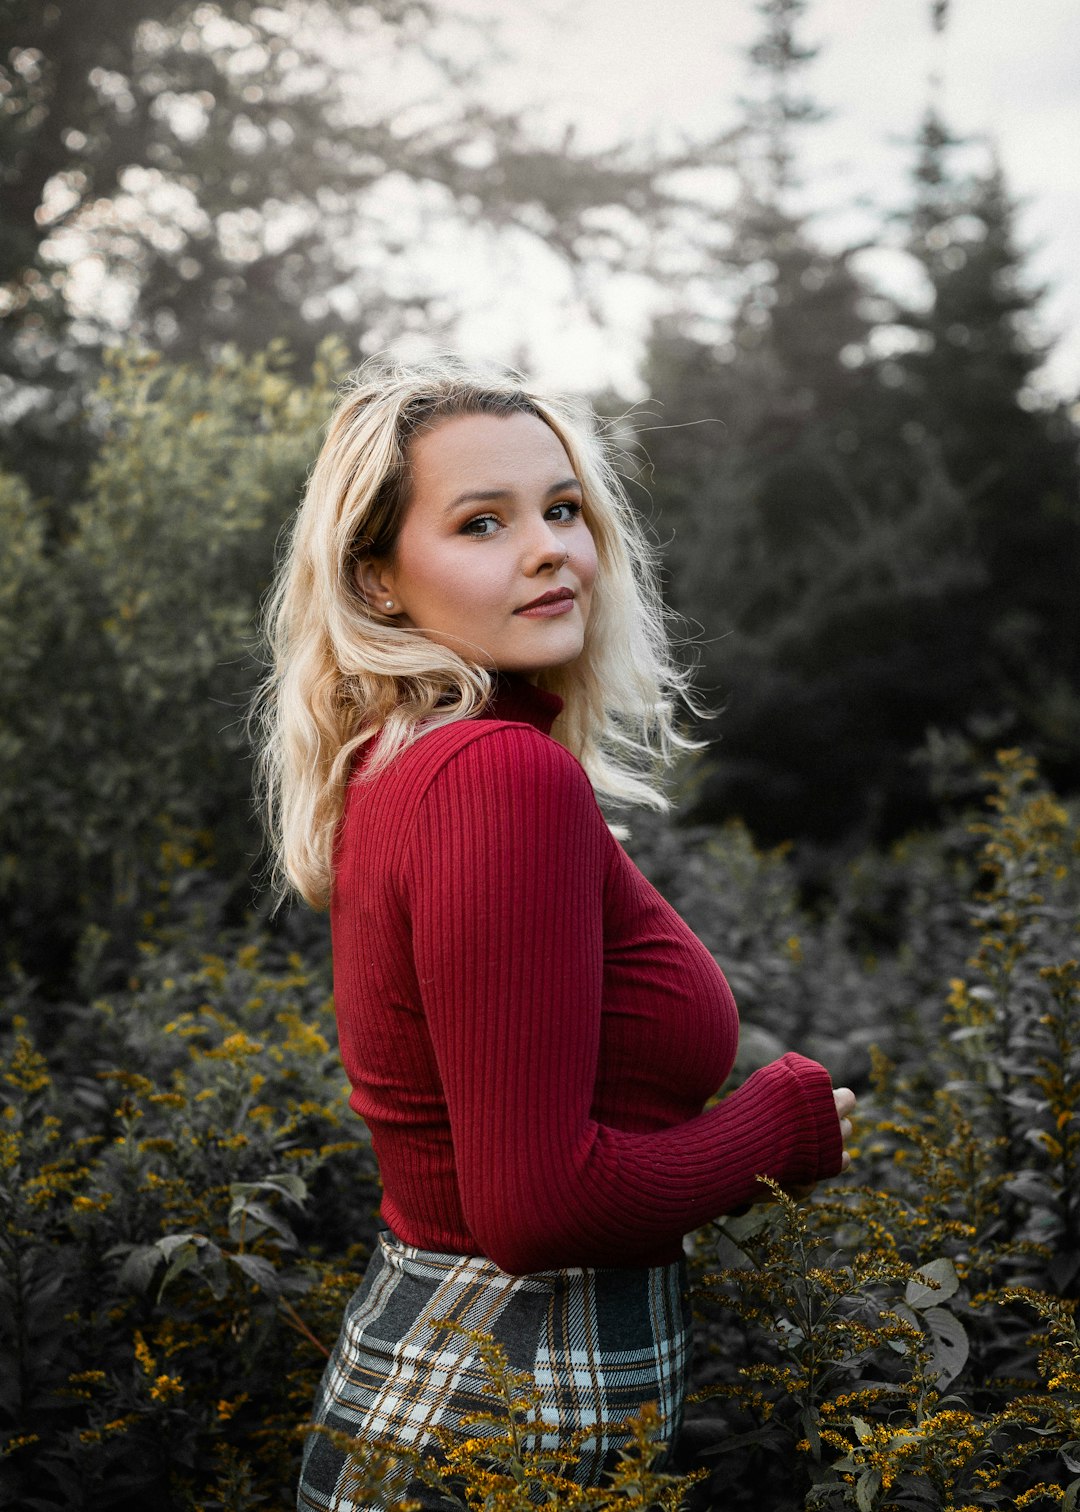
384, 600, 394, 610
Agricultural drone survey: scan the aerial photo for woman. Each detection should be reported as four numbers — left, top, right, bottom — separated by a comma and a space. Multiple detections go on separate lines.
254, 354, 855, 1510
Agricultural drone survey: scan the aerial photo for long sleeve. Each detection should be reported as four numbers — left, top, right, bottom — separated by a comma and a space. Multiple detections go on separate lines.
400, 724, 843, 1275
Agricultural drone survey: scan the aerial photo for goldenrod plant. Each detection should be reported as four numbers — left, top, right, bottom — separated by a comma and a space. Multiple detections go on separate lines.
305, 1320, 703, 1512
2, 749, 1077, 1508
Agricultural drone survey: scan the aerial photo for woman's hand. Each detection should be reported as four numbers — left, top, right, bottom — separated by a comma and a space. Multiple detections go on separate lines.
834, 1086, 856, 1172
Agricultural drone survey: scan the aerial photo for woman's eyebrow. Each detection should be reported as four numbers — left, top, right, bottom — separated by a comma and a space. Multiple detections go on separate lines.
444, 477, 582, 514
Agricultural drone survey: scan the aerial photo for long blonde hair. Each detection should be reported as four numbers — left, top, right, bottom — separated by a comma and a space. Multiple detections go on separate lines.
252, 352, 706, 909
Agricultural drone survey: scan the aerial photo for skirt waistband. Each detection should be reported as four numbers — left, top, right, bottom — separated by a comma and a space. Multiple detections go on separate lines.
377, 1227, 687, 1289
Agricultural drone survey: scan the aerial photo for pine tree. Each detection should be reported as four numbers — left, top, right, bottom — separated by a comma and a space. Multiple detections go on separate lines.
639, 0, 978, 844
892, 104, 1080, 772
642, 0, 872, 607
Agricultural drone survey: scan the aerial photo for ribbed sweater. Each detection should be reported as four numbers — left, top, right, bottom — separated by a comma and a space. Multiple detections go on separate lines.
330, 671, 843, 1275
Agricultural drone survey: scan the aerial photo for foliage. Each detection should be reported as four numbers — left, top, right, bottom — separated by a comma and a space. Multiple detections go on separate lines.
689, 1182, 1079, 1512
1, 0, 720, 497
2, 0, 701, 334
0, 921, 375, 1509
890, 108, 1080, 774
637, 9, 1080, 849
950, 752, 1080, 1284
0, 338, 347, 987
680, 750, 1080, 1510
621, 792, 973, 1089
0, 895, 702, 1508
2, 749, 1078, 1509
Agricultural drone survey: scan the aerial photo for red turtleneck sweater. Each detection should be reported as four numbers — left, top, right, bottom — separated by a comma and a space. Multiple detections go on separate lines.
330, 673, 843, 1274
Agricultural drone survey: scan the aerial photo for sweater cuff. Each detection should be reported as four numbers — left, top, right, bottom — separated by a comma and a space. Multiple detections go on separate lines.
776, 1050, 844, 1180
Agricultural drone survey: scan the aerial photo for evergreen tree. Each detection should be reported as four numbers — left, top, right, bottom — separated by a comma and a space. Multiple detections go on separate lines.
642, 0, 873, 612
891, 106, 1080, 772
640, 0, 980, 845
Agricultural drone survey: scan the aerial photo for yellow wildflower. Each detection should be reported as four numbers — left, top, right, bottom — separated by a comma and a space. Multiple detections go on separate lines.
3, 1433, 40, 1453
3, 1030, 50, 1094
149, 1092, 185, 1109
149, 1373, 184, 1404
134, 1331, 156, 1376
72, 1193, 113, 1213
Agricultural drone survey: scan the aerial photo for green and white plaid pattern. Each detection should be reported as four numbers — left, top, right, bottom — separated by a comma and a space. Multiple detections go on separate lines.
297, 1231, 691, 1511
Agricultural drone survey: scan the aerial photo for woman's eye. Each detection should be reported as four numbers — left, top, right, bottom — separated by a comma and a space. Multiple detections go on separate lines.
547, 501, 583, 523
460, 514, 500, 537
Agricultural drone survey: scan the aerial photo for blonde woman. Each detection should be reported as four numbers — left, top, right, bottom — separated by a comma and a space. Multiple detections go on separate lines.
254, 354, 856, 1510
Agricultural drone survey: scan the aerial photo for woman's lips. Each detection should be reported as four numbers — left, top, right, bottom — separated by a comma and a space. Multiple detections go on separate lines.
514, 597, 575, 618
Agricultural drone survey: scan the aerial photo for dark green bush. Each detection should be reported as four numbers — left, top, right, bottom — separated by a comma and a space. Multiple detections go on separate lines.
680, 751, 1080, 1511
1, 926, 377, 1509
3, 752, 1078, 1508
0, 339, 348, 988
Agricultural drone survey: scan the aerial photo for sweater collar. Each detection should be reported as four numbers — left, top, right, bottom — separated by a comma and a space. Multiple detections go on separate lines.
476, 671, 564, 735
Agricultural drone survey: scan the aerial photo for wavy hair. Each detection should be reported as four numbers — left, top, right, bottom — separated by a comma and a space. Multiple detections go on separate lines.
252, 352, 707, 909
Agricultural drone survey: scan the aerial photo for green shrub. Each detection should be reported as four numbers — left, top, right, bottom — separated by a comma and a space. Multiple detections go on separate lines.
0, 930, 377, 1509
0, 339, 349, 988
3, 751, 1077, 1509
622, 797, 971, 1091
681, 751, 1080, 1511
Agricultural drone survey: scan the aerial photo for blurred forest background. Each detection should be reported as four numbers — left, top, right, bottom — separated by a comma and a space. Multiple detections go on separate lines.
1, 0, 1077, 986
2, 2, 1079, 1509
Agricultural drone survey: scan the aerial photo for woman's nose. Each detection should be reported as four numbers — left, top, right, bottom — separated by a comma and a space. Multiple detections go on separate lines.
525, 521, 569, 571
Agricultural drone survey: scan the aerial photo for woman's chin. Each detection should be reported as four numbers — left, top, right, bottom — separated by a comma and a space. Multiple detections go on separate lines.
503, 627, 586, 674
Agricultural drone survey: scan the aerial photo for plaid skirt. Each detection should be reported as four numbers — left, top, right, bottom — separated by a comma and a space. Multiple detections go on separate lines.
297, 1229, 692, 1511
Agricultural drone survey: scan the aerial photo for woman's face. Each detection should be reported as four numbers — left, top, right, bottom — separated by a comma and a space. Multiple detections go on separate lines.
360, 410, 598, 675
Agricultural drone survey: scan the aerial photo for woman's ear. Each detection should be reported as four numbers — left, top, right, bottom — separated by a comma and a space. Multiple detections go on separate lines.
354, 557, 398, 614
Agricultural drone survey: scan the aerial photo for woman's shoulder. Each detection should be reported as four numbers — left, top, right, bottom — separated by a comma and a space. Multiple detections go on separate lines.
405, 715, 592, 804
351, 713, 590, 806
336, 716, 609, 893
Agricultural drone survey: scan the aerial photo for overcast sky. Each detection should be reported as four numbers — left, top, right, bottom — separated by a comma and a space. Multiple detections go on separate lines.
427, 0, 1080, 404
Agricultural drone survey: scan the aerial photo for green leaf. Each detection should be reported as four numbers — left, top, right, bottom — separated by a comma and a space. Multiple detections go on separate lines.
202, 1249, 232, 1302
157, 1238, 204, 1300
696, 1426, 778, 1458
230, 1252, 281, 1296
856, 1468, 881, 1512
851, 1417, 874, 1444
259, 1172, 308, 1206
716, 1207, 773, 1243
228, 1197, 297, 1246
116, 1244, 163, 1294
923, 1306, 969, 1388
1050, 1251, 1080, 1291
1064, 1476, 1080, 1512
229, 1172, 308, 1208
905, 1257, 959, 1309
156, 1231, 201, 1261
799, 1407, 821, 1461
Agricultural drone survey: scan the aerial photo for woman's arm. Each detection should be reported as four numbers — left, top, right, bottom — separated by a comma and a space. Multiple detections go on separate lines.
402, 724, 844, 1274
